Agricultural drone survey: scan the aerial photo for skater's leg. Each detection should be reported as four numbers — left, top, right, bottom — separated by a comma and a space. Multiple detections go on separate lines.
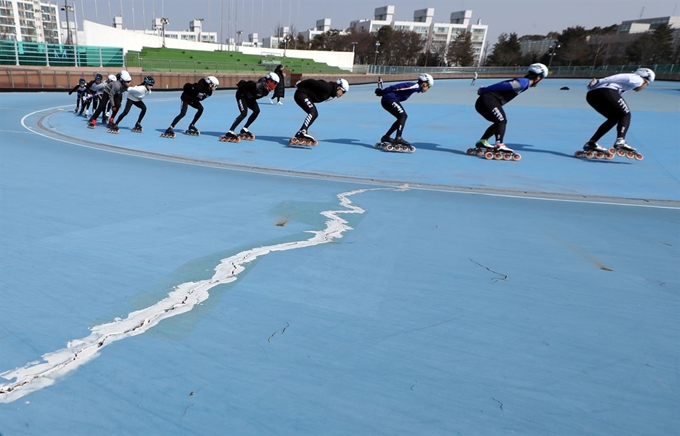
586, 89, 627, 142
134, 101, 147, 125
229, 97, 248, 132
381, 100, 407, 138
243, 100, 260, 129
170, 101, 190, 128
115, 99, 135, 125
294, 91, 318, 132
475, 94, 506, 143
188, 101, 204, 127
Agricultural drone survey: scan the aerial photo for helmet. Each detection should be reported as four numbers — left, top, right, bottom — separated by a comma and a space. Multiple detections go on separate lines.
94, 73, 103, 81
78, 78, 86, 85
107, 74, 117, 82
266, 72, 280, 84
633, 68, 655, 83
119, 70, 132, 82
418, 73, 434, 87
336, 78, 349, 92
205, 76, 219, 87
527, 63, 549, 78
143, 76, 155, 86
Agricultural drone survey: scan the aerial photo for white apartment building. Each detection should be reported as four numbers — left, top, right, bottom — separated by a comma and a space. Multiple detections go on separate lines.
133, 18, 217, 44
349, 6, 488, 65
0, 0, 61, 43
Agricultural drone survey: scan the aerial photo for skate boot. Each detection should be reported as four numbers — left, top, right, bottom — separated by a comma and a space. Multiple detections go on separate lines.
160, 126, 176, 138
131, 123, 143, 133
375, 134, 395, 150
107, 123, 119, 134
238, 128, 255, 141
219, 130, 241, 143
482, 143, 521, 161
290, 130, 317, 146
611, 138, 643, 160
393, 137, 415, 153
185, 124, 200, 136
576, 140, 613, 159
468, 139, 493, 156
83, 109, 90, 118
87, 119, 96, 129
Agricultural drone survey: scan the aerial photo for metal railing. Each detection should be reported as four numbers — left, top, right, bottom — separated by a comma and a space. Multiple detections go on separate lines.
0, 40, 124, 68
367, 64, 680, 80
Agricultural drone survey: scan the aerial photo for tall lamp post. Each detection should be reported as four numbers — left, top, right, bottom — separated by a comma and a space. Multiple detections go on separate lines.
160, 18, 169, 48
61, 0, 74, 45
374, 41, 380, 67
547, 42, 561, 69
236, 30, 243, 47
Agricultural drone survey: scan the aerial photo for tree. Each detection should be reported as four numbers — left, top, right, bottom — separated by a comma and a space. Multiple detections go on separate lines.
650, 23, 675, 63
626, 33, 655, 63
447, 31, 475, 66
557, 26, 589, 66
486, 33, 522, 66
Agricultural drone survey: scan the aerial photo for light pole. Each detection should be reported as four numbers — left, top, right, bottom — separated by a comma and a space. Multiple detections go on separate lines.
236, 30, 243, 46
374, 41, 380, 66
547, 42, 561, 69
61, 0, 74, 45
350, 41, 357, 64
160, 18, 169, 48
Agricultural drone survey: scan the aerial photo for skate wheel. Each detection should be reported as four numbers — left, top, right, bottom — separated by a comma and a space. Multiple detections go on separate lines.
290, 137, 298, 144
494, 152, 503, 160
466, 148, 475, 155
605, 153, 615, 160
476, 149, 485, 157
585, 151, 594, 159
574, 151, 583, 158
626, 151, 635, 159
502, 153, 512, 160
608, 148, 616, 154
512, 153, 521, 161
385, 144, 394, 151
595, 152, 604, 159
409, 146, 416, 153
311, 141, 318, 146
634, 153, 643, 161
616, 150, 625, 157
484, 151, 494, 160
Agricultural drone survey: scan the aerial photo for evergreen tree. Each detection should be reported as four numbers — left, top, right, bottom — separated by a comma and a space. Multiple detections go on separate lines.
447, 31, 475, 66
486, 33, 522, 66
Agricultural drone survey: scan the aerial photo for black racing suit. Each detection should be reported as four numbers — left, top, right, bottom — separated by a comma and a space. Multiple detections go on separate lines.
293, 79, 337, 132
228, 77, 271, 132
170, 78, 213, 128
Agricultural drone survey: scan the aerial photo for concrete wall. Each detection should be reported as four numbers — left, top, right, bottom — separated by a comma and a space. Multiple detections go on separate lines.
79, 20, 354, 71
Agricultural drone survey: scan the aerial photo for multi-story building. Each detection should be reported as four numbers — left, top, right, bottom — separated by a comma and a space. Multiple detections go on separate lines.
349, 6, 488, 65
0, 0, 60, 43
136, 18, 217, 44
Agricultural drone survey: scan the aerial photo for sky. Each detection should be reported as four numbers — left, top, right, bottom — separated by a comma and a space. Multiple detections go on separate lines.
70, 0, 678, 46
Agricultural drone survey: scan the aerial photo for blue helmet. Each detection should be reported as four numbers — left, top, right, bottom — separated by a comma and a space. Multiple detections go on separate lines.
94, 73, 103, 81
78, 78, 86, 85
143, 76, 155, 86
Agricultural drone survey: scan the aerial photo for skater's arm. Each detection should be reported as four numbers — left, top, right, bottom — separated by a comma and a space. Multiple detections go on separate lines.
478, 79, 527, 95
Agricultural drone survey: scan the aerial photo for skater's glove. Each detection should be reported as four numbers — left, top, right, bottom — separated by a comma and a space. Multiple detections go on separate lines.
587, 78, 599, 89
374, 88, 383, 96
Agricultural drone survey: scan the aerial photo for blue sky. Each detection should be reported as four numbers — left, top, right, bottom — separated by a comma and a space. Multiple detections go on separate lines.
71, 0, 677, 45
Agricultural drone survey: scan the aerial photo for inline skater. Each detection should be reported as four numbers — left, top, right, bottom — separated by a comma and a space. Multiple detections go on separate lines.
161, 76, 219, 138
82, 72, 104, 118
581, 68, 654, 159
108, 76, 155, 133
374, 73, 433, 151
290, 78, 349, 145
68, 78, 87, 114
473, 63, 548, 159
220, 72, 279, 142
87, 70, 132, 128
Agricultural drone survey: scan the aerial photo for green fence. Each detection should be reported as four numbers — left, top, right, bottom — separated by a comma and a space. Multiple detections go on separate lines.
0, 40, 124, 68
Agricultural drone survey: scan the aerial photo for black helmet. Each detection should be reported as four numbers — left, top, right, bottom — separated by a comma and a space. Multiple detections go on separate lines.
143, 76, 155, 86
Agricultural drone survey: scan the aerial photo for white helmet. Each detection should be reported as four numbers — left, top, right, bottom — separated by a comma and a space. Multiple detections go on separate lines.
336, 78, 349, 92
634, 68, 655, 83
418, 73, 434, 87
266, 72, 280, 84
205, 76, 219, 87
527, 63, 549, 78
119, 70, 132, 82
107, 74, 117, 82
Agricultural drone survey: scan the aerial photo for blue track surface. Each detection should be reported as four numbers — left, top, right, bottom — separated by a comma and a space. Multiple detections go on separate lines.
1, 79, 678, 435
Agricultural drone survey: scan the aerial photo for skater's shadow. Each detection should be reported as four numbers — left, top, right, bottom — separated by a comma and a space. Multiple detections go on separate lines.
322, 138, 375, 149
254, 135, 300, 147
508, 143, 629, 164
413, 142, 468, 155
